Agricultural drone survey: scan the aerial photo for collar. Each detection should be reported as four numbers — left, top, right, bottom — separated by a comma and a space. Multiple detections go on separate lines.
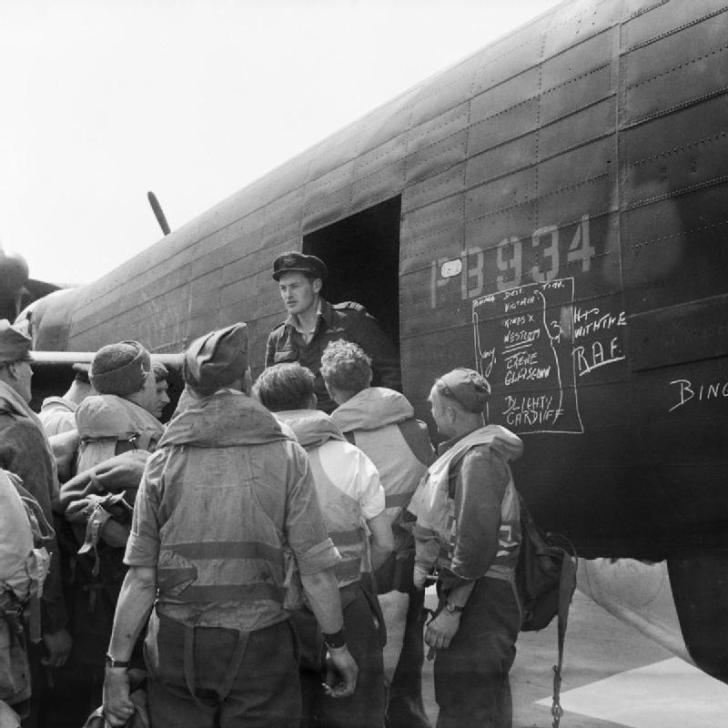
285, 298, 332, 334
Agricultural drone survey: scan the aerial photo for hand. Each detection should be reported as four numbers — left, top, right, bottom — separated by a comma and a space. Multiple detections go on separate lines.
103, 667, 135, 727
42, 628, 72, 668
65, 494, 103, 523
323, 645, 358, 698
413, 564, 430, 590
424, 609, 461, 652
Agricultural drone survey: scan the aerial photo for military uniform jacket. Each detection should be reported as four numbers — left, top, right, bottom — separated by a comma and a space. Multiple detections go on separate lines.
265, 298, 401, 412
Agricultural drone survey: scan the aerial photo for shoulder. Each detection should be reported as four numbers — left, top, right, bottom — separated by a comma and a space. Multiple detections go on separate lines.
459, 444, 509, 484
332, 301, 367, 315
267, 321, 288, 338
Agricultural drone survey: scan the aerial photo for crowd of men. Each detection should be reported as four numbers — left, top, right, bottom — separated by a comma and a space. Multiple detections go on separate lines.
0, 252, 524, 728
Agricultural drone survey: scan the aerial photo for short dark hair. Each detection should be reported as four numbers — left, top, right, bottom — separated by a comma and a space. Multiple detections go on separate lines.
152, 361, 169, 383
253, 363, 316, 412
320, 340, 372, 395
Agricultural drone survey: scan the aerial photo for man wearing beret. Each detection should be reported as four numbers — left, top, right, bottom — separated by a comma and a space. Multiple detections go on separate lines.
265, 251, 401, 413
103, 323, 358, 728
408, 368, 524, 728
0, 319, 72, 723
58, 340, 164, 724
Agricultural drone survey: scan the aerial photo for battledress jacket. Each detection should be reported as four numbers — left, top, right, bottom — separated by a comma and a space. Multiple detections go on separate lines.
125, 387, 341, 632
265, 299, 401, 413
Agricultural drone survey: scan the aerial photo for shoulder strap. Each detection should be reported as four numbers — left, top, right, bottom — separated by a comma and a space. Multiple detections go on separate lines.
551, 541, 577, 728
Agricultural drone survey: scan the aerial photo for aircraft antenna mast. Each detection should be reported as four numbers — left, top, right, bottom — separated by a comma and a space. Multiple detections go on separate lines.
147, 191, 171, 235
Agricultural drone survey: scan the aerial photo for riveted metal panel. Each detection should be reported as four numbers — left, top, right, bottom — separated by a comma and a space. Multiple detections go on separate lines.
408, 58, 480, 127
350, 159, 406, 211
621, 16, 728, 127
405, 131, 468, 188
407, 103, 469, 155
466, 168, 537, 222
622, 0, 728, 51
540, 97, 616, 160
537, 174, 615, 232
471, 31, 546, 96
354, 135, 408, 180
465, 201, 537, 255
466, 132, 538, 189
468, 98, 539, 157
401, 194, 464, 244
541, 28, 615, 89
621, 184, 728, 311
538, 136, 616, 196
471, 68, 540, 123
622, 9, 728, 88
630, 295, 728, 371
621, 96, 728, 209
302, 161, 354, 231
542, 0, 620, 57
402, 163, 466, 214
540, 63, 614, 125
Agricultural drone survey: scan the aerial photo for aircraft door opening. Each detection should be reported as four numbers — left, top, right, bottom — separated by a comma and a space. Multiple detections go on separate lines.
303, 197, 401, 352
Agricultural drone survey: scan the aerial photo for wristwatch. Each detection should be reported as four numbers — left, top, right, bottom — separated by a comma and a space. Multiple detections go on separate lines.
105, 653, 130, 669
445, 601, 464, 615
322, 628, 347, 650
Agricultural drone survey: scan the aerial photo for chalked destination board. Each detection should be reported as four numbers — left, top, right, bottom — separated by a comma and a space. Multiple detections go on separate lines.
472, 278, 583, 434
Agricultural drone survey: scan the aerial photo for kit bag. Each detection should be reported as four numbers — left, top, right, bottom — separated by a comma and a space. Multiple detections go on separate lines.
515, 494, 576, 728
0, 470, 54, 707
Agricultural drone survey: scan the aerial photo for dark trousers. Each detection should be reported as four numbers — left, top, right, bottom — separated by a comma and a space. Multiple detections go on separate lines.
145, 612, 301, 728
434, 577, 520, 728
294, 582, 386, 728
383, 582, 430, 728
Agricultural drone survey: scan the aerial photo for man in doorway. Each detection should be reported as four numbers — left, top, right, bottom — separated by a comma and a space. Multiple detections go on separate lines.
265, 251, 400, 412
409, 368, 523, 728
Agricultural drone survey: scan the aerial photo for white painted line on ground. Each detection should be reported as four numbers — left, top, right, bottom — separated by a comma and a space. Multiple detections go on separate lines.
536, 657, 728, 728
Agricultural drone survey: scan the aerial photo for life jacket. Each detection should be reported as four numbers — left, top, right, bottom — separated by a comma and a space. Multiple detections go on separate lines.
75, 395, 164, 473
153, 388, 294, 630
409, 425, 523, 580
331, 387, 431, 529
278, 409, 375, 589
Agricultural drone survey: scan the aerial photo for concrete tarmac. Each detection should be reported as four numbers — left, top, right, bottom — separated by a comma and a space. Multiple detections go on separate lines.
421, 589, 728, 727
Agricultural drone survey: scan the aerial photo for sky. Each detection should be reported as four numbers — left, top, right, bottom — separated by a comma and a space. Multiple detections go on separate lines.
1, 0, 561, 286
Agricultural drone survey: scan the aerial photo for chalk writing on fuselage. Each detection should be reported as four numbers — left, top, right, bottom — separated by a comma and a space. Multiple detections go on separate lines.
472, 278, 583, 435
572, 306, 628, 378
430, 214, 593, 309
668, 379, 728, 413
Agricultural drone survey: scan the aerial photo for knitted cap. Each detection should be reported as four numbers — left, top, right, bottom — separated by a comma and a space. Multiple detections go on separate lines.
90, 341, 151, 396
0, 319, 31, 364
437, 367, 491, 414
183, 323, 248, 395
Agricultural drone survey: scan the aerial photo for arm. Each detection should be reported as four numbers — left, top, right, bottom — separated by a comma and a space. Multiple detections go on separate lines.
300, 569, 358, 699
368, 512, 394, 572
440, 448, 508, 590
103, 566, 157, 726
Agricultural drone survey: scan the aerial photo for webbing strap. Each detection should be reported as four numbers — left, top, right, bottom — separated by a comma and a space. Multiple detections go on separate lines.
183, 624, 250, 709
552, 553, 577, 728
